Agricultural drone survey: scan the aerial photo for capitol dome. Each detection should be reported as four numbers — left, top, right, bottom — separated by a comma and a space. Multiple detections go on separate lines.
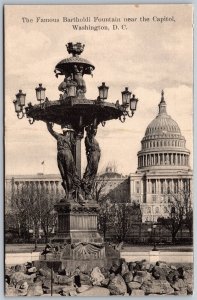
137, 91, 190, 171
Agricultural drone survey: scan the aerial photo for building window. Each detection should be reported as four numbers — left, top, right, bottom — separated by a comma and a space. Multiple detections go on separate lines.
174, 179, 178, 193
147, 207, 151, 213
136, 181, 140, 194
183, 179, 189, 192
167, 180, 171, 194
152, 195, 157, 202
155, 207, 159, 213
155, 154, 158, 165
151, 180, 156, 194
164, 206, 168, 213
160, 180, 164, 194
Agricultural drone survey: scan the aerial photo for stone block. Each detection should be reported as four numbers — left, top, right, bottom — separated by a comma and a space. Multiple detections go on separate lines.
170, 265, 177, 270
27, 266, 37, 274
91, 267, 105, 286
108, 274, 127, 295
69, 290, 77, 296
101, 277, 110, 287
171, 278, 186, 291
123, 272, 133, 283
5, 267, 13, 277
10, 272, 34, 285
131, 289, 145, 296
15, 264, 27, 273
39, 267, 52, 278
17, 281, 29, 296
41, 293, 61, 296
133, 275, 144, 283
79, 272, 92, 285
136, 270, 148, 277
127, 281, 141, 290
121, 261, 129, 276
61, 285, 76, 296
152, 265, 168, 280
141, 279, 174, 295
5, 286, 18, 296
174, 289, 187, 296
147, 294, 167, 296
76, 286, 110, 296
55, 274, 73, 285
166, 270, 179, 284
128, 262, 136, 272
27, 282, 43, 296
187, 283, 193, 294
76, 284, 92, 293
184, 269, 193, 285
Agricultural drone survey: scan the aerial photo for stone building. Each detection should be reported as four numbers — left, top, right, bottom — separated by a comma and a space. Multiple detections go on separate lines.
5, 173, 64, 212
130, 91, 193, 222
5, 167, 130, 211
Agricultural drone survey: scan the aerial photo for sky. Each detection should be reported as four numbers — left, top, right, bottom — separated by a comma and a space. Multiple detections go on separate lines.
4, 4, 193, 176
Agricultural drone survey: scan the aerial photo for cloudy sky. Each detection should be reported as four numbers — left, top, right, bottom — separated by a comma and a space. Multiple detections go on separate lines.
5, 4, 193, 176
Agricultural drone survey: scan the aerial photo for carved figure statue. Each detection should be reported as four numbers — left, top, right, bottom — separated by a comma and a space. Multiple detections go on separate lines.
73, 65, 87, 96
82, 125, 101, 198
58, 76, 77, 99
46, 122, 83, 202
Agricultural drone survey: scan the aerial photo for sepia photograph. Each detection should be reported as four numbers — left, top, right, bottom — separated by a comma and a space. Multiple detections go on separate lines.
4, 4, 193, 296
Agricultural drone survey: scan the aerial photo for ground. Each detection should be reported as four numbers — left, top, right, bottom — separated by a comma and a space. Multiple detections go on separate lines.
5, 243, 193, 253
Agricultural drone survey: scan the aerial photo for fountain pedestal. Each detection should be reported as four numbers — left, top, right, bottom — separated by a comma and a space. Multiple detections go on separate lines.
52, 200, 103, 248
36, 201, 120, 272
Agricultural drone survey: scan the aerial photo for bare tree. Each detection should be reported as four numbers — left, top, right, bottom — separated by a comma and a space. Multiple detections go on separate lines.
92, 167, 141, 241
158, 183, 193, 244
98, 199, 114, 239
110, 201, 142, 242
90, 176, 113, 238
9, 183, 58, 248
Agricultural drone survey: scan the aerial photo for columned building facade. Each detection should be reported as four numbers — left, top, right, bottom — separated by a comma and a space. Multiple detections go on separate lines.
5, 169, 130, 212
130, 91, 192, 222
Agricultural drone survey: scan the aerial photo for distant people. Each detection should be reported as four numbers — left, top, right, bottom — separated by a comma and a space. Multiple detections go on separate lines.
41, 243, 52, 255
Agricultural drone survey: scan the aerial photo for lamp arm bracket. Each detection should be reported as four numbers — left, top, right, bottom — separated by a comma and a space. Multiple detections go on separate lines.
127, 111, 134, 118
17, 112, 24, 119
119, 115, 126, 123
28, 118, 35, 125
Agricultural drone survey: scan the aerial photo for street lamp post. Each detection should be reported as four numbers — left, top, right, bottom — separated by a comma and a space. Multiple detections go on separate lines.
152, 224, 158, 251
147, 227, 152, 244
171, 206, 176, 244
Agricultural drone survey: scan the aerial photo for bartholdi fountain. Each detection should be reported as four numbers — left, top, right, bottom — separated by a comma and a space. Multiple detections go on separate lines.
13, 42, 138, 271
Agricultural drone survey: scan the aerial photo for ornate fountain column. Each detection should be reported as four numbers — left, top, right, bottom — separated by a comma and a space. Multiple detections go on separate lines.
19, 42, 138, 268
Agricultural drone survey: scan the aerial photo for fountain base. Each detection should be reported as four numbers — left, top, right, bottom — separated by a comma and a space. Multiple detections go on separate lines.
35, 200, 120, 272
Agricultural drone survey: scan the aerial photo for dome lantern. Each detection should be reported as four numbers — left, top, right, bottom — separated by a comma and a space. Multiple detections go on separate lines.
158, 90, 167, 115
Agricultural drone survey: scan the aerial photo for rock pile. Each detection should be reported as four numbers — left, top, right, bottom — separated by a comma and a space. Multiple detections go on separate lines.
5, 260, 193, 296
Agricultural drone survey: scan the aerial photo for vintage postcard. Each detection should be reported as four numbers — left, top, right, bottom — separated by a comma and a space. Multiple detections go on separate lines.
4, 4, 193, 296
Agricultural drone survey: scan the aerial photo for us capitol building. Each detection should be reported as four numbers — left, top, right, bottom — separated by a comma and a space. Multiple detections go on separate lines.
130, 91, 192, 222
5, 91, 192, 223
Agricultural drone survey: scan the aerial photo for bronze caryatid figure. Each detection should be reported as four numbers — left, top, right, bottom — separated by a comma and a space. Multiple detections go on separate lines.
82, 125, 101, 199
46, 122, 85, 203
